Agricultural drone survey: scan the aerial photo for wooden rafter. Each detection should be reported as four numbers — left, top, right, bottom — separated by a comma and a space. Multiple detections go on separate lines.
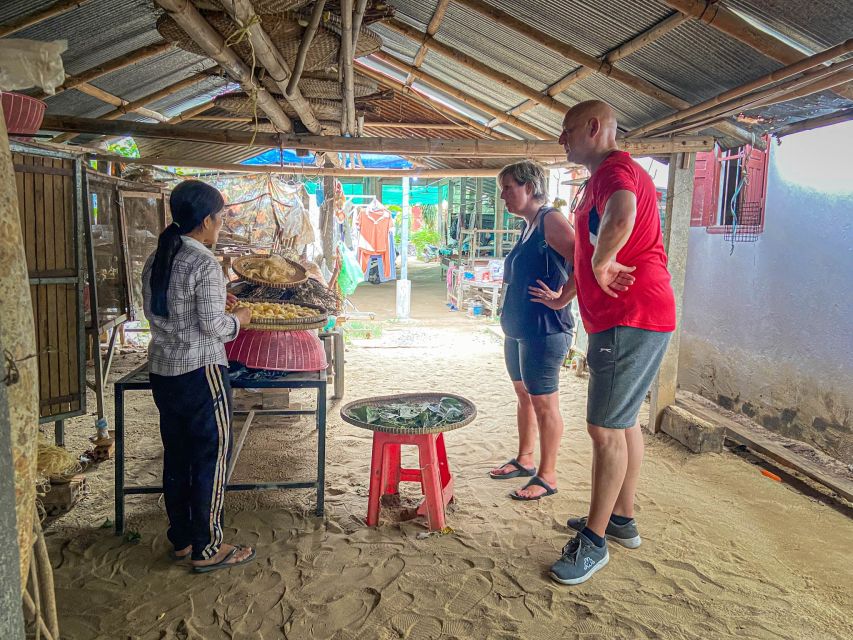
34, 41, 173, 99
774, 107, 853, 139
218, 0, 321, 133
627, 39, 853, 138
40, 114, 715, 157
340, 0, 356, 135
153, 0, 293, 133
355, 62, 514, 140
0, 0, 95, 38
167, 100, 216, 124
661, 0, 853, 101
287, 0, 326, 96
406, 0, 451, 85
503, 11, 690, 122
368, 53, 551, 140
385, 19, 565, 115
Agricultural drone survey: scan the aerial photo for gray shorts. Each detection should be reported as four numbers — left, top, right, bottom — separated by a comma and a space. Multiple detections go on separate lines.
504, 332, 571, 396
586, 326, 671, 428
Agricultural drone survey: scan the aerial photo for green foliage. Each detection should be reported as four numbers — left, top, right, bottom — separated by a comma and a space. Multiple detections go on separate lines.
410, 227, 440, 255
348, 397, 465, 429
106, 137, 140, 158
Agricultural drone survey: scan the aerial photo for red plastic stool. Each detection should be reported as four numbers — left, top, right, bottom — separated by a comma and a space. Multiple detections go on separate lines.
366, 431, 454, 530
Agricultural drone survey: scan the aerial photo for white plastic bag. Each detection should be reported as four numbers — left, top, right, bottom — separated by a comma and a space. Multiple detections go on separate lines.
0, 39, 67, 95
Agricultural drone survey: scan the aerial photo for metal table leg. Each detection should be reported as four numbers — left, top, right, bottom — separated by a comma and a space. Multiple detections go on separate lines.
332, 331, 345, 400
226, 410, 255, 484
316, 383, 326, 516
114, 386, 125, 535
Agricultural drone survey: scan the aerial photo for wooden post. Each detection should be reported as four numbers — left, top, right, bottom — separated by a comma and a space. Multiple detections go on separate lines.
648, 152, 696, 433
494, 178, 504, 257
475, 178, 483, 230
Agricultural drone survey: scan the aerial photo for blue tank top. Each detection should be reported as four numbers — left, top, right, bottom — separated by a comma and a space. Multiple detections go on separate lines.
500, 206, 573, 339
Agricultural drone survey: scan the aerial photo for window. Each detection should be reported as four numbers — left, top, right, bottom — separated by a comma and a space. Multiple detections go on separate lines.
690, 139, 770, 238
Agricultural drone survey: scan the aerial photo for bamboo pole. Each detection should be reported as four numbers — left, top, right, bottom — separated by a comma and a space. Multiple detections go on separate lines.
408, 0, 451, 84
188, 115, 468, 129
366, 54, 552, 139
34, 41, 173, 99
167, 99, 216, 124
218, 0, 321, 133
101, 71, 214, 120
287, 0, 326, 96
41, 114, 715, 155
628, 44, 853, 137
352, 0, 369, 47
153, 0, 293, 133
340, 0, 356, 136
661, 0, 853, 101
454, 0, 691, 110
0, 0, 94, 37
774, 107, 853, 138
355, 63, 515, 140
628, 52, 853, 137
504, 11, 690, 120
385, 19, 566, 115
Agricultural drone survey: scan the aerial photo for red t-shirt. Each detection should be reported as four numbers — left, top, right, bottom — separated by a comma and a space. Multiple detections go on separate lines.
573, 151, 675, 334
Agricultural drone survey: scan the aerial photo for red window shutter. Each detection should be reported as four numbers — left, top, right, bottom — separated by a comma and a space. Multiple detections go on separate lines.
742, 141, 770, 215
690, 148, 720, 227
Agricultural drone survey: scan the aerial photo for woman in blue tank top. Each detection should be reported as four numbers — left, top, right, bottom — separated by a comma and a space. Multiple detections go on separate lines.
488, 161, 577, 500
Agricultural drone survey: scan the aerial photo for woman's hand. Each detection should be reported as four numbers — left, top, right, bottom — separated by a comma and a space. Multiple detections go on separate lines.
226, 293, 238, 308
233, 306, 252, 327
529, 279, 566, 310
592, 260, 636, 298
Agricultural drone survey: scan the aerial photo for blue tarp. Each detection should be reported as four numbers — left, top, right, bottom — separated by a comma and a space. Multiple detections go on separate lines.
243, 149, 412, 169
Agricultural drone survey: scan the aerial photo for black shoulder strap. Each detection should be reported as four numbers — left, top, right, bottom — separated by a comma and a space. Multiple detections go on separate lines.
539, 207, 571, 282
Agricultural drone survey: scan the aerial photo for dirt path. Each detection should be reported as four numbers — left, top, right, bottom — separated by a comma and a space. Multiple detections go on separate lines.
46, 261, 853, 640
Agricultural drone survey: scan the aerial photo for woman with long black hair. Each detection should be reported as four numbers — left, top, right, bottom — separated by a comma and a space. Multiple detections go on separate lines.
142, 180, 254, 573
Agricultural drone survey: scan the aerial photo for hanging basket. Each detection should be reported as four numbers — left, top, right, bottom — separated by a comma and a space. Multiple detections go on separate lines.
216, 92, 344, 120
299, 72, 378, 99
1, 92, 47, 135
194, 0, 311, 11
157, 10, 381, 73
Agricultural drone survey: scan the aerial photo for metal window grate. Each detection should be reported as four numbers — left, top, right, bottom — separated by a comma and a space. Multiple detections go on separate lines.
724, 201, 763, 243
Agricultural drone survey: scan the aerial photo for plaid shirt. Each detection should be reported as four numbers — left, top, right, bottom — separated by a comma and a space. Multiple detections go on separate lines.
143, 236, 239, 376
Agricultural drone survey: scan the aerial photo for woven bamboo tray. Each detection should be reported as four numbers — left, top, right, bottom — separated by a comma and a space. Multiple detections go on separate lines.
340, 393, 477, 435
232, 255, 307, 289
238, 300, 328, 332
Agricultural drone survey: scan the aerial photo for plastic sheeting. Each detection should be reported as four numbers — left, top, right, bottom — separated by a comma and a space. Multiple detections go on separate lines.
0, 39, 66, 94
203, 174, 314, 252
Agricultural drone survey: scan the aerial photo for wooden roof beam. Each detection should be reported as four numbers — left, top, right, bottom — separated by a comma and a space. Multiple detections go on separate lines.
40, 114, 715, 157
355, 62, 514, 140
0, 0, 95, 38
34, 41, 174, 99
627, 39, 853, 138
504, 11, 690, 121
153, 0, 293, 133
661, 0, 853, 101
166, 100, 216, 124
368, 52, 551, 140
407, 0, 451, 85
385, 18, 566, 115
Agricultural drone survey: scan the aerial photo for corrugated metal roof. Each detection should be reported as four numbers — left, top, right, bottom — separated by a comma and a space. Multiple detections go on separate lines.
4, 0, 851, 165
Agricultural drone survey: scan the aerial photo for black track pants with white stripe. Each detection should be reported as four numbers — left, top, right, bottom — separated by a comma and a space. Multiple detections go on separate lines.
151, 364, 232, 561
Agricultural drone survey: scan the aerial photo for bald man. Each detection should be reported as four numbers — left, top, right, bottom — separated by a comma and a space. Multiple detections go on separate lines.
549, 101, 675, 585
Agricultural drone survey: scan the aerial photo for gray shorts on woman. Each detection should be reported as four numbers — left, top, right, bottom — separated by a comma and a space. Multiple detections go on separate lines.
586, 326, 671, 428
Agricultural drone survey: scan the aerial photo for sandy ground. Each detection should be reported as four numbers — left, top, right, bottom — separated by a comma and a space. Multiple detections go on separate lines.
44, 261, 853, 640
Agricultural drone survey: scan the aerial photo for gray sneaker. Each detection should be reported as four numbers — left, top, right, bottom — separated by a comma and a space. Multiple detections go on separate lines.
549, 532, 609, 585
566, 515, 642, 549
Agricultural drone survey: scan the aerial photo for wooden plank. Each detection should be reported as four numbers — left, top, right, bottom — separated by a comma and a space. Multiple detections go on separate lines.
42, 161, 61, 416
12, 164, 72, 176
66, 285, 79, 411
22, 155, 36, 274
680, 397, 853, 503
55, 164, 70, 414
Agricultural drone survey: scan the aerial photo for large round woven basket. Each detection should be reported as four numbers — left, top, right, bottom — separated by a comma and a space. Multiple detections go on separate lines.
157, 11, 381, 73
243, 300, 328, 331
232, 254, 308, 289
299, 72, 378, 99
194, 0, 310, 11
216, 92, 344, 120
340, 393, 477, 435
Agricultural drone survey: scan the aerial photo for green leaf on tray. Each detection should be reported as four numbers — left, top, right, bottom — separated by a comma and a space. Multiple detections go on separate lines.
348, 397, 467, 429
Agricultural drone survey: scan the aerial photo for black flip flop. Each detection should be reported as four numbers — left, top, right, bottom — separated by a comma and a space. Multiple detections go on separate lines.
510, 476, 558, 501
193, 545, 256, 574
489, 458, 536, 480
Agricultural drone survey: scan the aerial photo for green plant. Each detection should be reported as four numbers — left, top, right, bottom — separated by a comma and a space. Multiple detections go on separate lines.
410, 227, 440, 255
106, 137, 140, 158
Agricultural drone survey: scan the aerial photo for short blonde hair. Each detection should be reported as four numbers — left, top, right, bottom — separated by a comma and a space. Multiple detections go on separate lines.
498, 161, 548, 201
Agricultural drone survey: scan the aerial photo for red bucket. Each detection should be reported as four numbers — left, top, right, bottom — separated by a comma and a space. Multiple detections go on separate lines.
1, 92, 47, 135
225, 329, 327, 372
